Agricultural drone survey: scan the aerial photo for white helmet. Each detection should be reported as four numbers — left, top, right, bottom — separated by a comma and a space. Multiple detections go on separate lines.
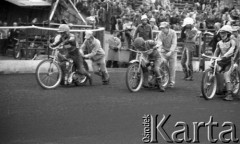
141, 15, 148, 20
182, 17, 194, 27
219, 25, 232, 33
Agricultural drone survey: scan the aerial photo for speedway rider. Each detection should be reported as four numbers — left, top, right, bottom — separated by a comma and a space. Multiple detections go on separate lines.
50, 24, 92, 85
133, 37, 165, 92
214, 25, 238, 101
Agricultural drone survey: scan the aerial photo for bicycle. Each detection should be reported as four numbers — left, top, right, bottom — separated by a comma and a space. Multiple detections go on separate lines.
201, 53, 240, 100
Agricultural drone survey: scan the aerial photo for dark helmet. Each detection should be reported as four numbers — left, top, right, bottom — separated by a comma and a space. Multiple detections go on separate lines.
133, 37, 145, 49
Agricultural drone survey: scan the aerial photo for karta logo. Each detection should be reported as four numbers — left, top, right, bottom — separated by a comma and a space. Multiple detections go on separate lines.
142, 114, 239, 143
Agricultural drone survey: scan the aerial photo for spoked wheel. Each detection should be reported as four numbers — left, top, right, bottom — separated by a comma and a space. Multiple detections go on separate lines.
126, 63, 143, 92
231, 69, 240, 96
201, 69, 217, 100
13, 44, 21, 59
36, 59, 62, 89
160, 63, 170, 88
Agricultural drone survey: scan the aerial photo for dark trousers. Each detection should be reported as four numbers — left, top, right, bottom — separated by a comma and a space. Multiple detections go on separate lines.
181, 48, 193, 77
67, 49, 90, 76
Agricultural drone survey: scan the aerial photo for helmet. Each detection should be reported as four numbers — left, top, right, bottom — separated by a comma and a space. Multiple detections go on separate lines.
133, 37, 145, 49
58, 24, 70, 33
219, 25, 232, 33
141, 15, 148, 20
182, 17, 194, 27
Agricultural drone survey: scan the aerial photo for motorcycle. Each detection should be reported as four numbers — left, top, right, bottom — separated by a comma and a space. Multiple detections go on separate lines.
126, 48, 170, 92
201, 54, 240, 100
36, 44, 89, 89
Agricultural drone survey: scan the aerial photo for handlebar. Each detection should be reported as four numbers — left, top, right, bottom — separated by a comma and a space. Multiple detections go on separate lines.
128, 49, 154, 54
201, 54, 219, 60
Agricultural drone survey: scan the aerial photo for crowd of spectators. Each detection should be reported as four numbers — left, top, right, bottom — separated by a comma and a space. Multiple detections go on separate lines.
74, 0, 240, 67
76, 0, 240, 32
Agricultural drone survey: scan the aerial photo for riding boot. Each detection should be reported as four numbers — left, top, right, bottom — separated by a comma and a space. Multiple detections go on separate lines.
157, 77, 165, 92
102, 71, 110, 85
224, 82, 233, 101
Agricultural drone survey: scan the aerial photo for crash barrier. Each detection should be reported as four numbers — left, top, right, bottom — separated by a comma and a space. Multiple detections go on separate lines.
0, 25, 105, 59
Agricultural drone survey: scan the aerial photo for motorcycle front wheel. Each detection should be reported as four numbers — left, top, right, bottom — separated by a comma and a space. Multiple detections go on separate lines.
36, 59, 62, 89
126, 63, 143, 92
201, 68, 217, 100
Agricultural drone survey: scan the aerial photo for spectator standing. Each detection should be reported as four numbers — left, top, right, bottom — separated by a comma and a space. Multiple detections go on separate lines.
208, 22, 222, 54
133, 9, 141, 27
134, 15, 153, 40
8, 22, 21, 47
222, 11, 233, 25
180, 17, 198, 81
156, 13, 167, 27
149, 18, 158, 40
106, 31, 121, 68
205, 12, 216, 29
231, 26, 240, 52
230, 6, 240, 20
1, 21, 9, 55
98, 6, 106, 26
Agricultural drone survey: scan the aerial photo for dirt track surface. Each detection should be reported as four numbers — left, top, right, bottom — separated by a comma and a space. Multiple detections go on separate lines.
0, 72, 239, 144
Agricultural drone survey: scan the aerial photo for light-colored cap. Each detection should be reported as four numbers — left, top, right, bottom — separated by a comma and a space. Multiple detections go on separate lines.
85, 31, 93, 39
141, 15, 148, 20
182, 17, 194, 27
150, 18, 156, 22
159, 22, 169, 28
219, 25, 233, 33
